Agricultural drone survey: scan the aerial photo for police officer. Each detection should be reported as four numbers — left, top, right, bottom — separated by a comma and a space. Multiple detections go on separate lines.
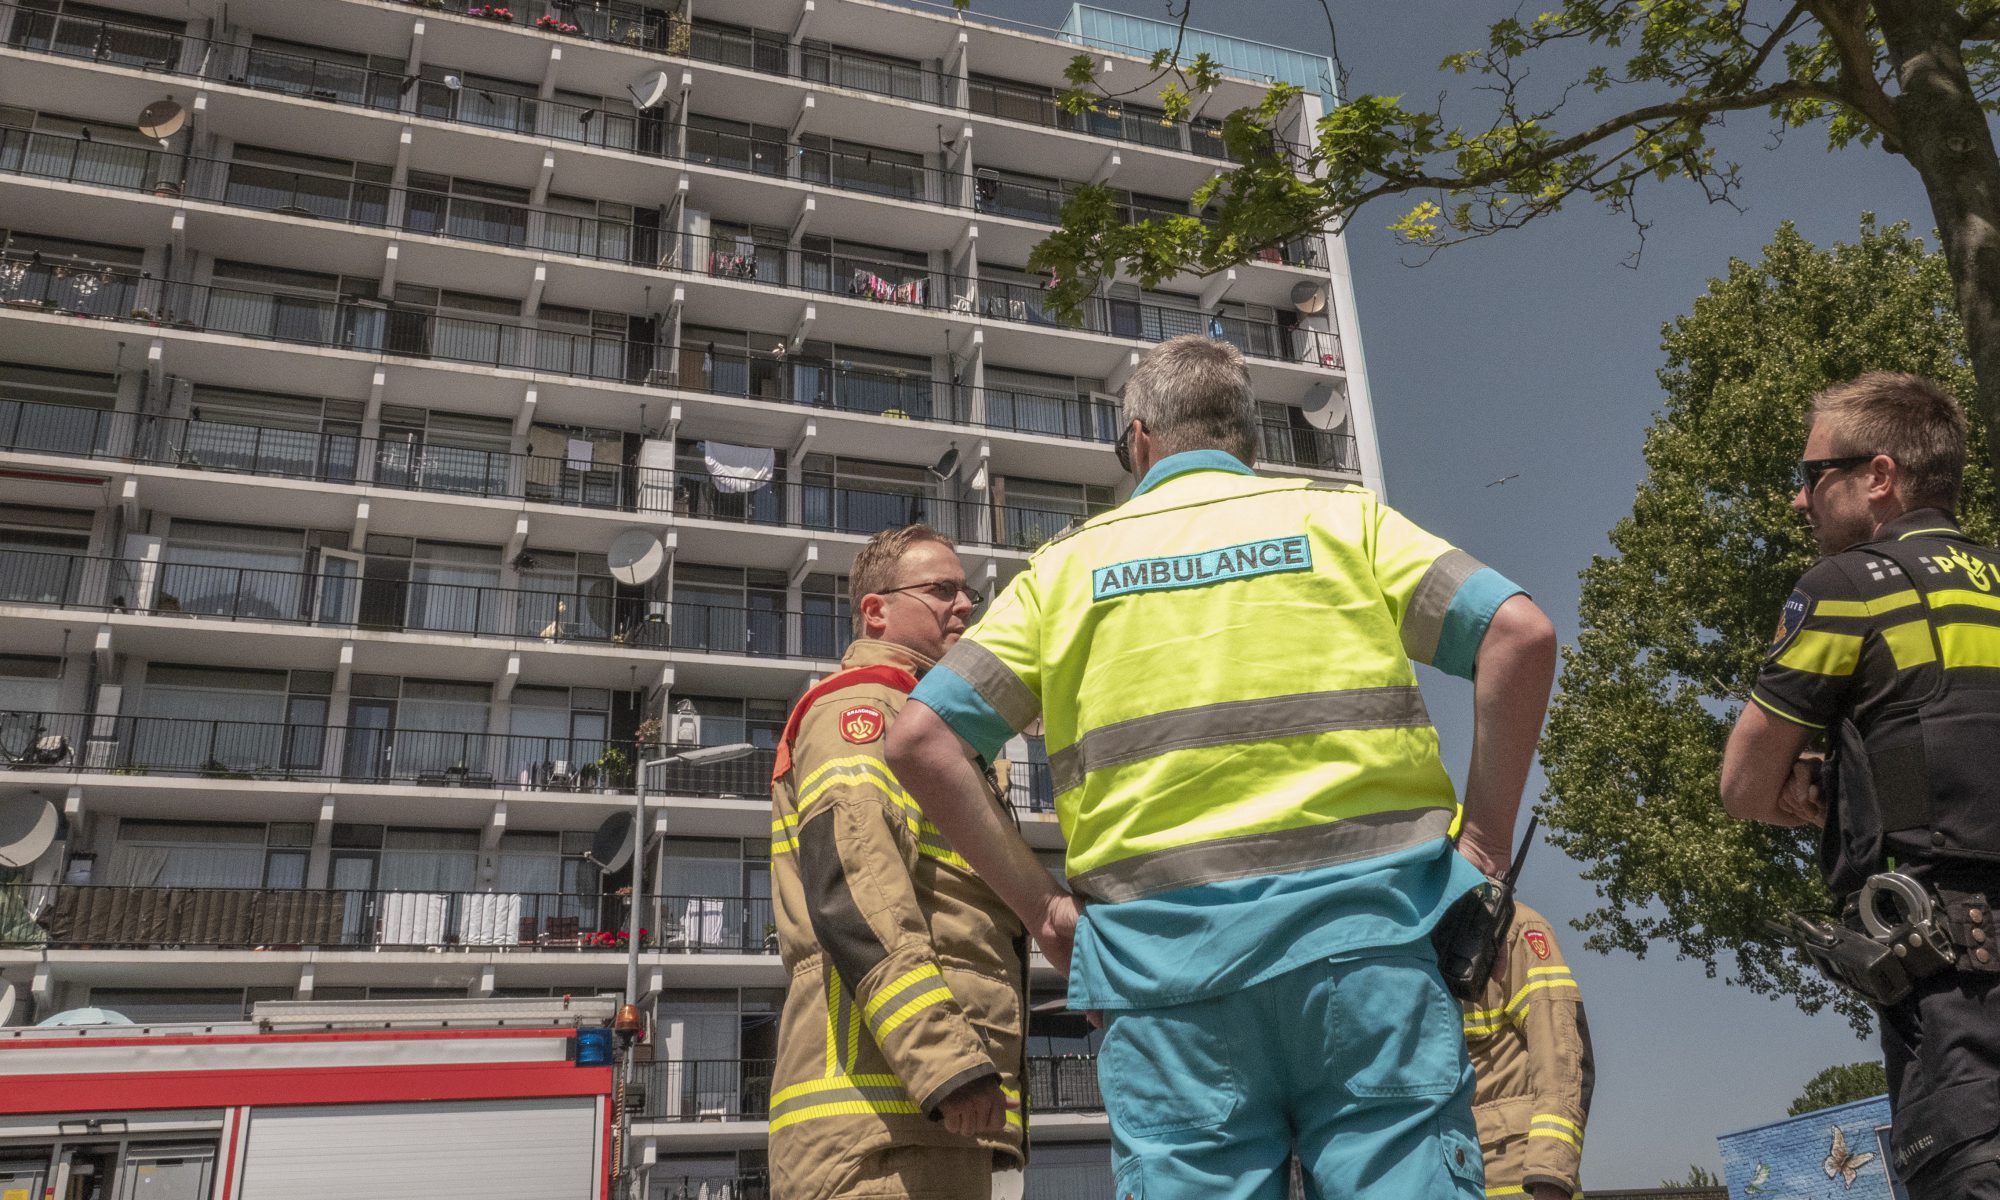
886, 335, 1558, 1200
1462, 903, 1594, 1200
1722, 371, 2000, 1200
768, 525, 1028, 1200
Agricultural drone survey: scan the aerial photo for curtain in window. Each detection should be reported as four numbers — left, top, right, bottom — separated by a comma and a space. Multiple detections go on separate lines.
377, 828, 477, 892
133, 683, 287, 771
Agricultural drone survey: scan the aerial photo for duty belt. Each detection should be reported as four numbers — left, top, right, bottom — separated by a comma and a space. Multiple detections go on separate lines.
1774, 872, 1999, 1008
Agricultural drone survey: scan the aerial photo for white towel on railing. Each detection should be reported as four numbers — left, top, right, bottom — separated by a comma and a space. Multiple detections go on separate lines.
701, 441, 774, 494
378, 892, 450, 946
457, 892, 523, 945
683, 898, 727, 948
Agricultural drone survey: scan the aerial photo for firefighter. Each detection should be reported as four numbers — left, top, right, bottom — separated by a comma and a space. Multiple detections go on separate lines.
1721, 372, 2000, 1200
1462, 903, 1594, 1200
768, 525, 1027, 1200
887, 335, 1558, 1200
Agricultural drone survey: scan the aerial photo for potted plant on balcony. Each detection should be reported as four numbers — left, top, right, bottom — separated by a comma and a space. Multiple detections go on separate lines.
465, 4, 514, 21
664, 16, 691, 55
534, 14, 580, 34
594, 745, 631, 792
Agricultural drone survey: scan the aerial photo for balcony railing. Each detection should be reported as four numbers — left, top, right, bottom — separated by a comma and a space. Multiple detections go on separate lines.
1257, 423, 1360, 473
0, 549, 683, 647
1008, 761, 1055, 817
0, 883, 769, 953
654, 1175, 769, 1200
668, 468, 1087, 549
635, 1054, 1103, 1121
0, 709, 778, 796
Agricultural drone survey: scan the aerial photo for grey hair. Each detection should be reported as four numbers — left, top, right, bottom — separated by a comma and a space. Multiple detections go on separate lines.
1120, 335, 1257, 464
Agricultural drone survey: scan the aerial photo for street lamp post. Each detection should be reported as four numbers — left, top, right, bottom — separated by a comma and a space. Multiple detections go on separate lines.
619, 740, 755, 1200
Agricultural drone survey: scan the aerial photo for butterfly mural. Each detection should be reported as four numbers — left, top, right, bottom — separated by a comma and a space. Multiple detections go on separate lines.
1743, 1162, 1772, 1194
1825, 1126, 1879, 1188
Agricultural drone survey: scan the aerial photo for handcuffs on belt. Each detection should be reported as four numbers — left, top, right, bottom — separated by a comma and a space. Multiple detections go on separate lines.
1772, 871, 1960, 1007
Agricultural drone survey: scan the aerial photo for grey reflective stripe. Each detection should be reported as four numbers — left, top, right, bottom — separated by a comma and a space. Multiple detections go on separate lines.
937, 639, 1039, 730
1046, 685, 1431, 795
768, 1078, 915, 1122
1402, 549, 1484, 665
1070, 806, 1456, 903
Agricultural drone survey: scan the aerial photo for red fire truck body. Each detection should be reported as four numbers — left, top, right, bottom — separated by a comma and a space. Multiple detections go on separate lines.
0, 999, 616, 1200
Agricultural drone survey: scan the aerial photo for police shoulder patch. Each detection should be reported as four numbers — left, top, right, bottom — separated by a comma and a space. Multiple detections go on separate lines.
1767, 588, 1812, 659
838, 705, 885, 744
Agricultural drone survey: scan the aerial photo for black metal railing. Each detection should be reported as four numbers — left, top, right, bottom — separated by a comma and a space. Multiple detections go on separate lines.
1026, 1054, 1104, 1112
0, 883, 770, 951
667, 468, 1088, 549
1257, 423, 1360, 473
640, 1057, 775, 1121
652, 1174, 769, 1200
0, 709, 780, 796
1008, 761, 1056, 817
667, 599, 851, 661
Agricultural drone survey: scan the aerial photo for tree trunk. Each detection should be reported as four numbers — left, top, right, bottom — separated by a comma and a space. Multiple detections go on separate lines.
1877, 1, 2000, 497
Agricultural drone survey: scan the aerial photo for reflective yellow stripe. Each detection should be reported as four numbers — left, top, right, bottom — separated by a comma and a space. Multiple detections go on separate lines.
1525, 965, 1571, 977
1506, 977, 1579, 1013
1816, 589, 1918, 618
1533, 1113, 1583, 1134
1928, 588, 2000, 614
1462, 1017, 1508, 1036
1485, 1188, 1528, 1197
862, 963, 944, 1022
1751, 691, 1826, 730
1899, 527, 1962, 540
768, 1098, 923, 1133
1775, 629, 1863, 676
1881, 619, 1937, 670
1939, 622, 2000, 669
825, 966, 841, 1077
1005, 1108, 1024, 1128
769, 1073, 905, 1108
874, 986, 953, 1038
916, 841, 973, 870
771, 837, 797, 855
798, 756, 908, 813
846, 996, 862, 1072
1530, 1125, 1582, 1151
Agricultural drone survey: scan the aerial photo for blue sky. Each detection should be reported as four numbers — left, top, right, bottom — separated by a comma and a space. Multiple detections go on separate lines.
916, 0, 1946, 1184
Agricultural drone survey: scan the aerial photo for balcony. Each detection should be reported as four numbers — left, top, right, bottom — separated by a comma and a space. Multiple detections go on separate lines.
0, 884, 773, 954
1007, 760, 1055, 819
666, 468, 1082, 551
0, 401, 667, 514
0, 550, 677, 648
0, 709, 777, 796
636, 1054, 1103, 1121
1257, 423, 1359, 474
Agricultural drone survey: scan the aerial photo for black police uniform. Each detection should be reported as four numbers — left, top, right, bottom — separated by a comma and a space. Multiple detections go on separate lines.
1754, 508, 2000, 1199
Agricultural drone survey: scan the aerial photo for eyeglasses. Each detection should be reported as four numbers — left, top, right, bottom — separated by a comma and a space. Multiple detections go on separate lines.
1795, 455, 1879, 492
1115, 419, 1140, 474
883, 579, 985, 607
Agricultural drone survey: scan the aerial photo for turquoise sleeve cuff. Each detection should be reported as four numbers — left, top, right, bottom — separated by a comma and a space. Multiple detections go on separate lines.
909, 664, 1017, 761
1433, 567, 1527, 680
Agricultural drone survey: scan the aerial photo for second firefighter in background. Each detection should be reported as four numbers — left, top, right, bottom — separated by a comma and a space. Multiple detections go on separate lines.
1463, 903, 1595, 1200
768, 526, 1027, 1200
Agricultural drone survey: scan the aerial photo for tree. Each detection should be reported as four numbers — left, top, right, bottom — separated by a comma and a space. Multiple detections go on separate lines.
1537, 217, 1994, 1029
1660, 1164, 1722, 1188
990, 0, 2000, 497
1789, 1061, 1890, 1114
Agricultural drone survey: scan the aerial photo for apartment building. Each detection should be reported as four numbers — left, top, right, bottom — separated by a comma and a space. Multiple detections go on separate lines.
0, 0, 1375, 1195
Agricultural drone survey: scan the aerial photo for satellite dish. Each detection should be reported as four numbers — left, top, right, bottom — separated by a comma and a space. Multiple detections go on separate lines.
929, 446, 959, 480
606, 528, 665, 586
0, 797, 57, 869
587, 812, 635, 875
443, 74, 464, 91
628, 69, 672, 111
136, 99, 186, 141
1289, 280, 1329, 315
36, 1007, 134, 1028
1299, 381, 1350, 431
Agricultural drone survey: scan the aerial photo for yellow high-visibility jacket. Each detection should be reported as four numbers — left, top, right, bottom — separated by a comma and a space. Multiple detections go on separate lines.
1462, 904, 1595, 1198
768, 637, 1027, 1200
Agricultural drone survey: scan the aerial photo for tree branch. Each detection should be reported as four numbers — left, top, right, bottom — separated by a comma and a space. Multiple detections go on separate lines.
1803, 0, 1906, 139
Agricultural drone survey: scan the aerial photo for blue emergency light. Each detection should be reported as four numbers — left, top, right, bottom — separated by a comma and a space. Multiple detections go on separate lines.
574, 1027, 614, 1065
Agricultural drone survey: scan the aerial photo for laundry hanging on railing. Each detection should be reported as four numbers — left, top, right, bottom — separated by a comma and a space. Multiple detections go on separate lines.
701, 440, 775, 494
849, 268, 927, 307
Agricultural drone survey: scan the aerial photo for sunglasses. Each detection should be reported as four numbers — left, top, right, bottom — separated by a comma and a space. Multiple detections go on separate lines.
1115, 419, 1139, 474
1795, 455, 1879, 492
884, 579, 985, 606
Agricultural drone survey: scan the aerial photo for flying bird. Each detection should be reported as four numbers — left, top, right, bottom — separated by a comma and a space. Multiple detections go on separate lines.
1486, 473, 1519, 488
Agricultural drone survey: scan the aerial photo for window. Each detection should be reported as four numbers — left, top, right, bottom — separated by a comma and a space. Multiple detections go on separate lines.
0, 362, 116, 457
107, 819, 307, 889
0, 654, 62, 716
243, 36, 401, 110
377, 827, 479, 892
798, 135, 924, 202
85, 986, 290, 1022
801, 41, 926, 101
132, 664, 289, 772
996, 478, 1113, 549
161, 520, 308, 620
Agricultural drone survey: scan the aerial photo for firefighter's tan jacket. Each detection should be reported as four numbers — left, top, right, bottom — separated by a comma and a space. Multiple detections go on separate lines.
769, 637, 1028, 1200
1462, 903, 1595, 1199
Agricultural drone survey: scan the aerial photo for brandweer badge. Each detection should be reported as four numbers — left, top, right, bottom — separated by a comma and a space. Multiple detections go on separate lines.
1524, 929, 1551, 961
1092, 535, 1312, 601
839, 705, 885, 744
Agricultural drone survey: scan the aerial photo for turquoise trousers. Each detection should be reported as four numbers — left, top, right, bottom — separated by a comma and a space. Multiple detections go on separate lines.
1100, 950, 1484, 1200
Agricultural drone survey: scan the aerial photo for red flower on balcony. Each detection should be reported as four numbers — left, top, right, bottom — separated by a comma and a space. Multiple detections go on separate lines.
466, 5, 514, 21
535, 14, 581, 33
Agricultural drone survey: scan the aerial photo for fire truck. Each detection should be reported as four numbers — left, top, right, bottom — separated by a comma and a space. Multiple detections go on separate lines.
0, 997, 619, 1200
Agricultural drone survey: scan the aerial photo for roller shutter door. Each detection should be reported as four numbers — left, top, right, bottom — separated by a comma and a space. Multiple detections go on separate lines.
238, 1096, 597, 1200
